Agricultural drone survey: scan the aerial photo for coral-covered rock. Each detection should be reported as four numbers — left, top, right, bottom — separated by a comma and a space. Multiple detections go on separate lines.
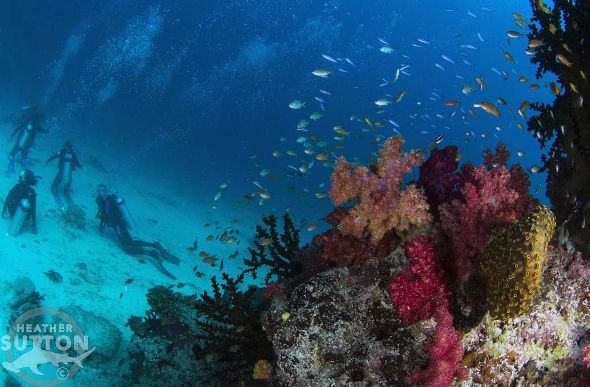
460, 244, 590, 386
261, 250, 434, 386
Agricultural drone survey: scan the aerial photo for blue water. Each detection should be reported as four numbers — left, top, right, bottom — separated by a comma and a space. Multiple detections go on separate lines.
0, 0, 553, 221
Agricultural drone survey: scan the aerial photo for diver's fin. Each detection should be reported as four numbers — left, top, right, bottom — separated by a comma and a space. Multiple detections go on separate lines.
153, 241, 180, 265
163, 252, 180, 265
157, 262, 177, 280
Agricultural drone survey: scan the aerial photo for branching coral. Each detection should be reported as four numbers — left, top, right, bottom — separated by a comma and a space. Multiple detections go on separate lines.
526, 0, 590, 255
244, 213, 301, 283
192, 273, 273, 380
329, 135, 432, 244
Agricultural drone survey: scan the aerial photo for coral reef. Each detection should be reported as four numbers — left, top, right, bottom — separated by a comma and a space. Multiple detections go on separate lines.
478, 205, 556, 321
244, 213, 302, 283
329, 135, 432, 244
461, 245, 590, 385
526, 0, 590, 255
424, 144, 533, 287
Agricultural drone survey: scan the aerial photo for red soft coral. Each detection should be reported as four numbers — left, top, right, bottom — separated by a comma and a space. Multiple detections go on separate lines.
329, 136, 432, 244
387, 236, 449, 326
417, 145, 463, 216
312, 229, 376, 267
406, 303, 468, 387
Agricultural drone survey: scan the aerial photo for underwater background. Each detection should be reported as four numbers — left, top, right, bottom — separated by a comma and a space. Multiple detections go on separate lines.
2, 0, 589, 385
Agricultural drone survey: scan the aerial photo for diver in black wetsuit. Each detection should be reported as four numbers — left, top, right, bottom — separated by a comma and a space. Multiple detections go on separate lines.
45, 140, 82, 209
94, 184, 180, 279
2, 170, 39, 235
8, 107, 47, 174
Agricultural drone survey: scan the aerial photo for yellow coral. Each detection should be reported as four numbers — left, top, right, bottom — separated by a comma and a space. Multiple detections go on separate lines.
253, 359, 273, 380
479, 205, 556, 321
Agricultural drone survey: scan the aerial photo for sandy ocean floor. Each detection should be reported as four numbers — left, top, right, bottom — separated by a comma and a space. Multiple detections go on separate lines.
0, 115, 260, 385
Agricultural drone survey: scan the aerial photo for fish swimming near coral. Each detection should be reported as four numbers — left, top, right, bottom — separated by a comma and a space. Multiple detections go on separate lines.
2, 345, 95, 375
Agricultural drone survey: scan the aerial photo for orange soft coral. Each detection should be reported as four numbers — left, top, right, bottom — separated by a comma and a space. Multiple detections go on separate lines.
329, 136, 432, 244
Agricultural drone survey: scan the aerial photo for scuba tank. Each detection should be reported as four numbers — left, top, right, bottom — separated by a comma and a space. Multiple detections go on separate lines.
115, 195, 136, 230
8, 199, 31, 237
17, 124, 33, 148
62, 152, 73, 185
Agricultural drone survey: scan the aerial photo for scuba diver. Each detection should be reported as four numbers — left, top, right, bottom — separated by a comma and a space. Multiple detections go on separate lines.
2, 170, 40, 236
7, 106, 47, 174
94, 184, 180, 279
45, 140, 82, 209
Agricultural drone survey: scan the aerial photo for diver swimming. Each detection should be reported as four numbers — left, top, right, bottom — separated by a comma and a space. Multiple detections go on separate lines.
94, 184, 180, 279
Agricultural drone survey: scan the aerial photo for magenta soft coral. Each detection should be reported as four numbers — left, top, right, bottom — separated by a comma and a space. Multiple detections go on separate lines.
387, 236, 449, 326
387, 236, 466, 385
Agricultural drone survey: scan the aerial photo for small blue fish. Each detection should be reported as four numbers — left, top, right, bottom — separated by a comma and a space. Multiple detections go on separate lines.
378, 37, 390, 46
392, 128, 401, 135
319, 89, 332, 95
315, 96, 325, 103
463, 60, 473, 65
320, 103, 326, 112
417, 38, 431, 45
412, 43, 423, 48
345, 58, 357, 68
388, 119, 400, 128
442, 55, 455, 64
435, 63, 446, 71
480, 6, 493, 12
322, 54, 338, 63
444, 8, 457, 12
421, 131, 430, 134
337, 68, 349, 73
468, 11, 477, 18
478, 32, 485, 42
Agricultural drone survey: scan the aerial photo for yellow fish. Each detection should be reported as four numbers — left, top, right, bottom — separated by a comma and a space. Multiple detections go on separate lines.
333, 126, 350, 136
480, 102, 501, 117
476, 77, 487, 89
550, 82, 561, 96
513, 12, 527, 22
395, 90, 408, 103
557, 54, 573, 67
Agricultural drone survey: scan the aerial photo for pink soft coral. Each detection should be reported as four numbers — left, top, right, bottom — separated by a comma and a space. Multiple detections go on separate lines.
426, 144, 534, 286
329, 135, 432, 244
